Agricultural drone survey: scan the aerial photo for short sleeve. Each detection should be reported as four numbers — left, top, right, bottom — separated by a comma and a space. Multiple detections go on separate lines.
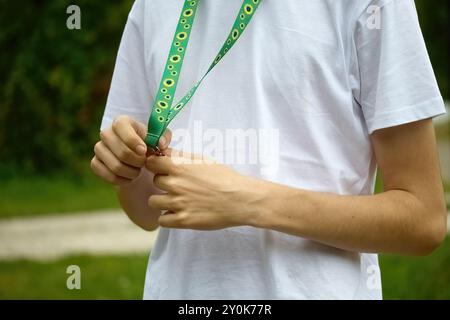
100, 0, 152, 131
353, 0, 446, 134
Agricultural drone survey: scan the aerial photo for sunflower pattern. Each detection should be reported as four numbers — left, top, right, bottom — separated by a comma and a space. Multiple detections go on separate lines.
145, 0, 261, 149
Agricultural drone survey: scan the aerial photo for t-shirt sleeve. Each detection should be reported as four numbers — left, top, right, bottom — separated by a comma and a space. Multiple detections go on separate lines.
100, 0, 152, 131
353, 0, 446, 134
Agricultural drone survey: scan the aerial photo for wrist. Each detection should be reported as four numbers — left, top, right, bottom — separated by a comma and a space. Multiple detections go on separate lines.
245, 179, 309, 232
234, 176, 275, 229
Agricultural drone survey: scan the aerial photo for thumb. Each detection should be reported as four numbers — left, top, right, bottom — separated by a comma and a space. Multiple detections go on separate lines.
130, 118, 148, 141
158, 129, 172, 150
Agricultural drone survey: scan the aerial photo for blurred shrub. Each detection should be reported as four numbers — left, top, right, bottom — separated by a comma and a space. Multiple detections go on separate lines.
0, 0, 133, 176
0, 0, 448, 176
415, 0, 449, 103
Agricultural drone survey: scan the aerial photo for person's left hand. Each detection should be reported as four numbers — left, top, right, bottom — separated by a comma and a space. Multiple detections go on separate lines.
145, 150, 265, 230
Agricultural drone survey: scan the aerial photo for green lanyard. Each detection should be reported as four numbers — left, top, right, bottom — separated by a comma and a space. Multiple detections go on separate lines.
145, 0, 262, 151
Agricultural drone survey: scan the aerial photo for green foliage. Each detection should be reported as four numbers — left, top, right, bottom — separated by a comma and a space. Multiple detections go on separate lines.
0, 0, 448, 175
0, 0, 133, 175
415, 0, 450, 101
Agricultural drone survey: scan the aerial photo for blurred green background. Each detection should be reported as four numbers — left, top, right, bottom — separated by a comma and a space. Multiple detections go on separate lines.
0, 0, 449, 299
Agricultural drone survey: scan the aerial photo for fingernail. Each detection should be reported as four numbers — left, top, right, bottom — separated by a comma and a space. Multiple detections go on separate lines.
159, 136, 167, 147
136, 144, 147, 155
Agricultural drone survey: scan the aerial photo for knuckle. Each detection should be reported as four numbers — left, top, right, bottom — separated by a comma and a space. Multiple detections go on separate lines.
152, 174, 160, 185
117, 148, 133, 162
146, 160, 158, 173
171, 164, 184, 176
159, 218, 169, 228
163, 129, 172, 140
112, 116, 127, 131
153, 173, 166, 183
90, 157, 98, 171
171, 196, 185, 211
167, 177, 180, 192
111, 162, 124, 175
93, 142, 102, 154
176, 212, 189, 226
159, 176, 177, 191
99, 130, 108, 141
123, 135, 137, 147
165, 176, 174, 187
114, 115, 128, 125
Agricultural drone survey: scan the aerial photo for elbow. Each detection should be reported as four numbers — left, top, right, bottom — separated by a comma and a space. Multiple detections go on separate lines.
411, 208, 447, 256
413, 225, 446, 256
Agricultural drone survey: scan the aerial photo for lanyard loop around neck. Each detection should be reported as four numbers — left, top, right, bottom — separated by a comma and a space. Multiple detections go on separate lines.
145, 0, 262, 149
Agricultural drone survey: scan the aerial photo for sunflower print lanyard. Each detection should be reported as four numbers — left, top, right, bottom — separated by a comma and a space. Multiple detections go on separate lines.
145, 0, 262, 152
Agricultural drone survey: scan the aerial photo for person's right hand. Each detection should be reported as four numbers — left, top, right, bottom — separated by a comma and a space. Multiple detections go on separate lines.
91, 115, 172, 186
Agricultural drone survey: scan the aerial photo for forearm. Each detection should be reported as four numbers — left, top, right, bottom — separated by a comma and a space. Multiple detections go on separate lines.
247, 179, 446, 255
117, 169, 162, 231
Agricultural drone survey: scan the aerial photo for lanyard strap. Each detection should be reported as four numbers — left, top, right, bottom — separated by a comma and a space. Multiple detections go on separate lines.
145, 0, 262, 150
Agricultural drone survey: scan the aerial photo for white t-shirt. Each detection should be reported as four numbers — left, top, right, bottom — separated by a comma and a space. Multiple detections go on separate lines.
101, 0, 446, 299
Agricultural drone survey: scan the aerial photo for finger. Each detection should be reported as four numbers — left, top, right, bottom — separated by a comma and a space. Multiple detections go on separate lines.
169, 149, 208, 165
112, 115, 148, 156
148, 194, 173, 210
158, 148, 195, 160
158, 129, 172, 150
146, 155, 174, 175
162, 147, 173, 157
94, 142, 141, 180
90, 156, 132, 186
158, 212, 187, 229
153, 174, 174, 191
101, 129, 146, 167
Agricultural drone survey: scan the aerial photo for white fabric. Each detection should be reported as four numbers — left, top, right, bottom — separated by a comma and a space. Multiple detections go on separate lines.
101, 0, 446, 299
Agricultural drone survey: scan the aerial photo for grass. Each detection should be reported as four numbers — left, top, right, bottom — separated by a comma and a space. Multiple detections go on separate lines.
0, 237, 449, 299
380, 237, 450, 299
0, 254, 148, 300
0, 174, 119, 218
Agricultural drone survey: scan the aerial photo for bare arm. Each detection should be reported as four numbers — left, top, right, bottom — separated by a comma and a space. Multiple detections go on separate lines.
253, 119, 447, 255
145, 119, 447, 255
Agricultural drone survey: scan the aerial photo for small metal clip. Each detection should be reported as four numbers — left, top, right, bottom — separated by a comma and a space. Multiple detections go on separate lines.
149, 145, 164, 157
